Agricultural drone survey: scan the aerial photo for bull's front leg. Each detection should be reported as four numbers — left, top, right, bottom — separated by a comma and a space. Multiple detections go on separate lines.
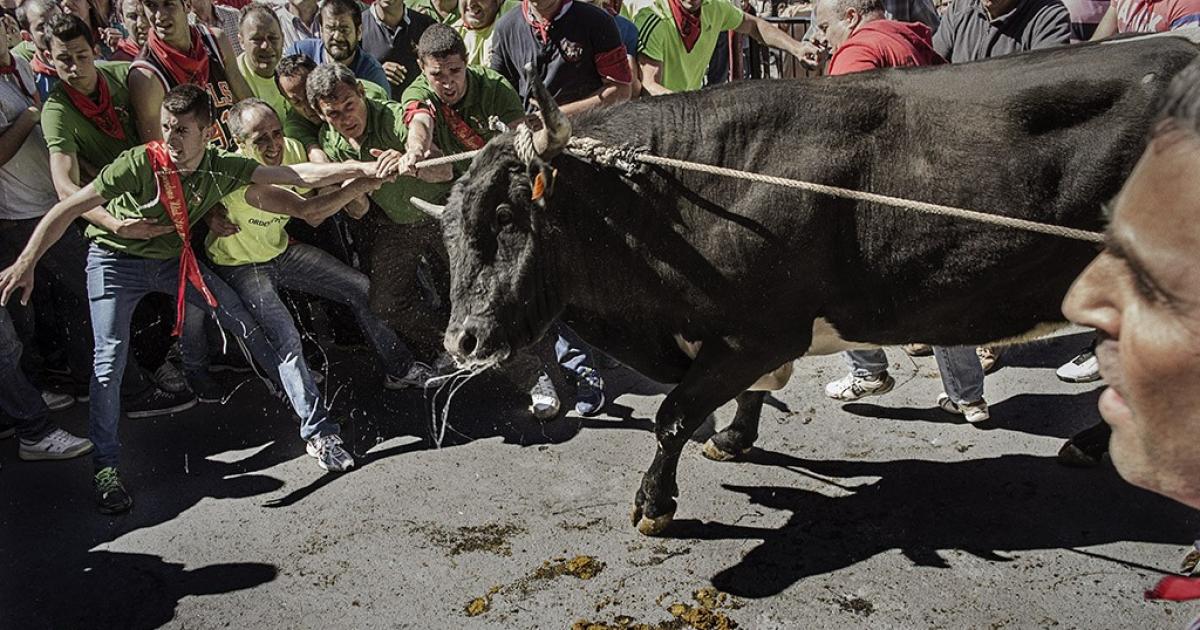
632, 338, 781, 536
702, 390, 766, 461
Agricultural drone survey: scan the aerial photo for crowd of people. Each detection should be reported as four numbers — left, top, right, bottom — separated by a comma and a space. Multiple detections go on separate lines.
0, 0, 1195, 517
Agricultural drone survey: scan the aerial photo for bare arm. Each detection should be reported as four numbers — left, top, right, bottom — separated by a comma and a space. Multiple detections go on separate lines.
211, 26, 252, 101
129, 68, 167, 142
0, 184, 108, 305
558, 80, 632, 116
1090, 4, 1117, 40
735, 14, 808, 59
49, 151, 174, 239
242, 178, 386, 227
637, 56, 672, 96
0, 107, 39, 167
251, 160, 376, 188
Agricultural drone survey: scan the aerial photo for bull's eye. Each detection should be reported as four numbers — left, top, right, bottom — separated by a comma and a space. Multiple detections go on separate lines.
496, 205, 513, 228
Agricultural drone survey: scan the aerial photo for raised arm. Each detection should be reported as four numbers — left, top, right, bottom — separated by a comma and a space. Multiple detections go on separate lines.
734, 14, 808, 60
129, 68, 168, 142
0, 184, 109, 306
242, 177, 386, 227
212, 26, 253, 101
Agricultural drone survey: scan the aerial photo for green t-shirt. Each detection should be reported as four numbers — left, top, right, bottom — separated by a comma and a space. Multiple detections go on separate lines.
400, 66, 523, 175
41, 63, 139, 173
206, 138, 309, 266
453, 0, 519, 67
88, 145, 260, 259
11, 41, 35, 62
319, 98, 449, 224
283, 78, 389, 150
237, 53, 289, 122
635, 0, 743, 92
406, 0, 460, 23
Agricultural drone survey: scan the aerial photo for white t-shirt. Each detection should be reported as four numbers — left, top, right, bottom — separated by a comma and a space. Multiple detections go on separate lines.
0, 56, 57, 221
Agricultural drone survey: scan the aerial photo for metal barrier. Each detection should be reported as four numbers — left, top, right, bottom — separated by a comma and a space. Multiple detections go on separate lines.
726, 15, 814, 81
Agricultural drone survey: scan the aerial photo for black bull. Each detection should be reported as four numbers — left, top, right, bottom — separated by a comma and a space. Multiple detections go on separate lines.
429, 37, 1199, 535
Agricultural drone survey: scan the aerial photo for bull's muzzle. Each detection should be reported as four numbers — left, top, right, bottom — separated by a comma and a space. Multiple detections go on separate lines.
444, 317, 510, 368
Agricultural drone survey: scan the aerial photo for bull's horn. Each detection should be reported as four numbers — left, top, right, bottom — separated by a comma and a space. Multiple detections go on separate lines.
523, 63, 571, 158
410, 197, 446, 220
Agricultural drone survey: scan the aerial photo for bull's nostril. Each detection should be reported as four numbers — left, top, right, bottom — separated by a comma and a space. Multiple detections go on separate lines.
458, 331, 478, 357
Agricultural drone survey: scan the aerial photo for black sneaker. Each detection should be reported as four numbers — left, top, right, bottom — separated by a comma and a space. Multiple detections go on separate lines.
208, 352, 253, 374
574, 367, 606, 417
95, 467, 133, 514
124, 386, 197, 419
187, 373, 226, 404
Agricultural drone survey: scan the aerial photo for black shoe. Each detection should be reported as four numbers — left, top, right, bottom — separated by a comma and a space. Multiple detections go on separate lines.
1057, 421, 1111, 468
187, 373, 226, 403
208, 352, 253, 374
95, 467, 133, 514
124, 386, 197, 419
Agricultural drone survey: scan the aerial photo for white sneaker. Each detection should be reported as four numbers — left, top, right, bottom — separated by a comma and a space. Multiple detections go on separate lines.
824, 373, 895, 401
1057, 350, 1101, 383
306, 434, 355, 472
18, 428, 94, 461
41, 391, 75, 412
937, 393, 991, 424
976, 347, 1001, 373
529, 372, 561, 420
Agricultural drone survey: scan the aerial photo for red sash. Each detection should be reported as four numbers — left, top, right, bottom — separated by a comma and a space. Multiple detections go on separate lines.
62, 75, 126, 141
439, 102, 487, 150
145, 141, 217, 336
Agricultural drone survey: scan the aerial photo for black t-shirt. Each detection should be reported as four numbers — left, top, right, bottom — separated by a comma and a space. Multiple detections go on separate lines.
360, 6, 436, 92
488, 0, 626, 110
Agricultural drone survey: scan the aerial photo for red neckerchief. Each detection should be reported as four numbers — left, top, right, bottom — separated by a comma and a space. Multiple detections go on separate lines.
144, 141, 218, 336
28, 53, 57, 77
62, 75, 126, 141
521, 0, 571, 43
116, 38, 142, 58
0, 56, 36, 102
667, 0, 701, 52
147, 26, 210, 86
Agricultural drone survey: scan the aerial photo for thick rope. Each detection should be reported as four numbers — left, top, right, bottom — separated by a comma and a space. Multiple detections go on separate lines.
410, 137, 1106, 244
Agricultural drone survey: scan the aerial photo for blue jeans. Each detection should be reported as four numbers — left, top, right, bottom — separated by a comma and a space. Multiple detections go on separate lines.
0, 307, 52, 441
86, 245, 331, 469
554, 324, 596, 378
213, 243, 410, 378
844, 346, 984, 404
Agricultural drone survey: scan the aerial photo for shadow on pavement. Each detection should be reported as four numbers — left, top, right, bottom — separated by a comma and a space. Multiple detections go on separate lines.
657, 450, 1199, 598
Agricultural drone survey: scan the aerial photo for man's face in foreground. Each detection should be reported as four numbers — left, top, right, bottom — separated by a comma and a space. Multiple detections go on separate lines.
161, 108, 210, 168
315, 80, 368, 142
236, 105, 286, 166
1062, 127, 1200, 509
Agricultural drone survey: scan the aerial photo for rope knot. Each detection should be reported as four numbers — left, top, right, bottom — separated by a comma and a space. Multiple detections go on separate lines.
567, 136, 647, 176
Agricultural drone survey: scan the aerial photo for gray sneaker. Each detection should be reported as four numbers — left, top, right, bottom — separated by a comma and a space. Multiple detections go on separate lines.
41, 390, 75, 411
824, 372, 895, 401
153, 361, 189, 394
529, 372, 561, 421
19, 428, 94, 461
306, 434, 355, 472
383, 361, 437, 390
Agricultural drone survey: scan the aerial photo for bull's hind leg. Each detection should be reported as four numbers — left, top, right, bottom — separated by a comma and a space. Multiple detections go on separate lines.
702, 390, 765, 461
632, 338, 779, 535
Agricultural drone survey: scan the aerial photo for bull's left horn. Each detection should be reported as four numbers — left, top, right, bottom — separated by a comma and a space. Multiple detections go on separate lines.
522, 62, 571, 158
410, 197, 446, 220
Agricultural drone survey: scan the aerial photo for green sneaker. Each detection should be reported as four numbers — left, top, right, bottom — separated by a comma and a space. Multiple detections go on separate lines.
95, 467, 133, 515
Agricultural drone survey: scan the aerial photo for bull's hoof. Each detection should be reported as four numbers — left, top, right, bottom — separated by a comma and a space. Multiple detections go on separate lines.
636, 512, 675, 536
702, 438, 750, 462
630, 504, 675, 535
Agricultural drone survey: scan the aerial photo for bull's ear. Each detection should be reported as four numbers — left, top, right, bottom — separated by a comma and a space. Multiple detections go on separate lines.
528, 162, 557, 206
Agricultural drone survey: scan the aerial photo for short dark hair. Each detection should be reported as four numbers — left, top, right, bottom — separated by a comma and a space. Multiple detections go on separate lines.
306, 62, 358, 111
239, 1, 280, 30
416, 23, 467, 62
15, 0, 60, 31
42, 12, 93, 50
319, 0, 361, 28
162, 84, 213, 125
275, 53, 317, 91
227, 98, 277, 139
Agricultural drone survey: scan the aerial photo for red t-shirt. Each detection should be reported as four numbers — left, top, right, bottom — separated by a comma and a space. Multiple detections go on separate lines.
827, 20, 946, 76
1114, 0, 1200, 32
